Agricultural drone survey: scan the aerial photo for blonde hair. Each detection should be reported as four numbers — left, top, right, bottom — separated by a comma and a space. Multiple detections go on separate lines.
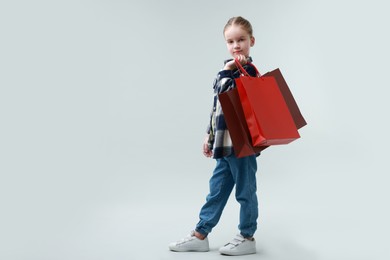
223, 16, 253, 37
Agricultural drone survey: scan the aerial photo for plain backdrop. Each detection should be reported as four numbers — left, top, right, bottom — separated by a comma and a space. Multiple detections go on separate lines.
1, 0, 389, 259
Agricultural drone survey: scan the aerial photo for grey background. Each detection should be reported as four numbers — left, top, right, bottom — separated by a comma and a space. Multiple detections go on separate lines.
1, 0, 389, 259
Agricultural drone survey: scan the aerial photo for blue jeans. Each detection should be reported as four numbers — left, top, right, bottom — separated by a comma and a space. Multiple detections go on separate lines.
196, 154, 258, 238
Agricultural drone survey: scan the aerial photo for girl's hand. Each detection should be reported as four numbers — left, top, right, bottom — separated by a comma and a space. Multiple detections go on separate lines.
203, 134, 213, 158
223, 54, 248, 70
235, 54, 248, 65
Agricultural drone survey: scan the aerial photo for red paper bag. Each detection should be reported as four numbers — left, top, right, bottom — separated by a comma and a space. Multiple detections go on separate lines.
218, 88, 268, 158
263, 68, 307, 129
235, 61, 300, 146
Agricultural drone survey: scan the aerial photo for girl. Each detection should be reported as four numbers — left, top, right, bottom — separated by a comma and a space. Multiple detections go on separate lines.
169, 16, 259, 256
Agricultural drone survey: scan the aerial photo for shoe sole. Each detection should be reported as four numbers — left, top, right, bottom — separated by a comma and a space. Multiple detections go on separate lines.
220, 250, 256, 256
170, 248, 209, 252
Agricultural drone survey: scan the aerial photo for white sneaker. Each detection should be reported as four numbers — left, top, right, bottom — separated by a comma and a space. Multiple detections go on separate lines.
219, 234, 256, 256
169, 231, 209, 252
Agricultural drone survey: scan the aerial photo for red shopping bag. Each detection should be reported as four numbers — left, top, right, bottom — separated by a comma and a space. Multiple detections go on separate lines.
234, 60, 300, 146
263, 68, 307, 129
218, 88, 269, 158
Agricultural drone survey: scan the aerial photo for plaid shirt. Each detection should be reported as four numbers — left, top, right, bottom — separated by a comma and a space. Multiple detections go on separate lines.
206, 58, 258, 158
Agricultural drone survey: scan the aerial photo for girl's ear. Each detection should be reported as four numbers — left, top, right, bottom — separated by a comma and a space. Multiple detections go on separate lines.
250, 36, 255, 47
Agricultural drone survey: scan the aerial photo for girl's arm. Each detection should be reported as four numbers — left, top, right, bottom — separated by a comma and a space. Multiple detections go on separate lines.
214, 55, 248, 94
214, 62, 257, 94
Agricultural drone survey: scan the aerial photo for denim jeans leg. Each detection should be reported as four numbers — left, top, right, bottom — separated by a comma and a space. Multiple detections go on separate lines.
227, 154, 258, 238
196, 158, 235, 236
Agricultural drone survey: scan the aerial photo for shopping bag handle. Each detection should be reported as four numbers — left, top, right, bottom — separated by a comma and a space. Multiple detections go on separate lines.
234, 58, 261, 77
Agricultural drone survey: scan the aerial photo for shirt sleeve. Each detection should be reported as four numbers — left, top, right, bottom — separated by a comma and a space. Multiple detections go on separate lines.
245, 63, 259, 77
214, 63, 259, 94
214, 70, 235, 94
206, 115, 211, 134
206, 62, 258, 134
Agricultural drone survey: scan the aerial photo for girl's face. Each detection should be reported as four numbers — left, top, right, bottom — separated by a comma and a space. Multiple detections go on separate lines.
224, 24, 255, 58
